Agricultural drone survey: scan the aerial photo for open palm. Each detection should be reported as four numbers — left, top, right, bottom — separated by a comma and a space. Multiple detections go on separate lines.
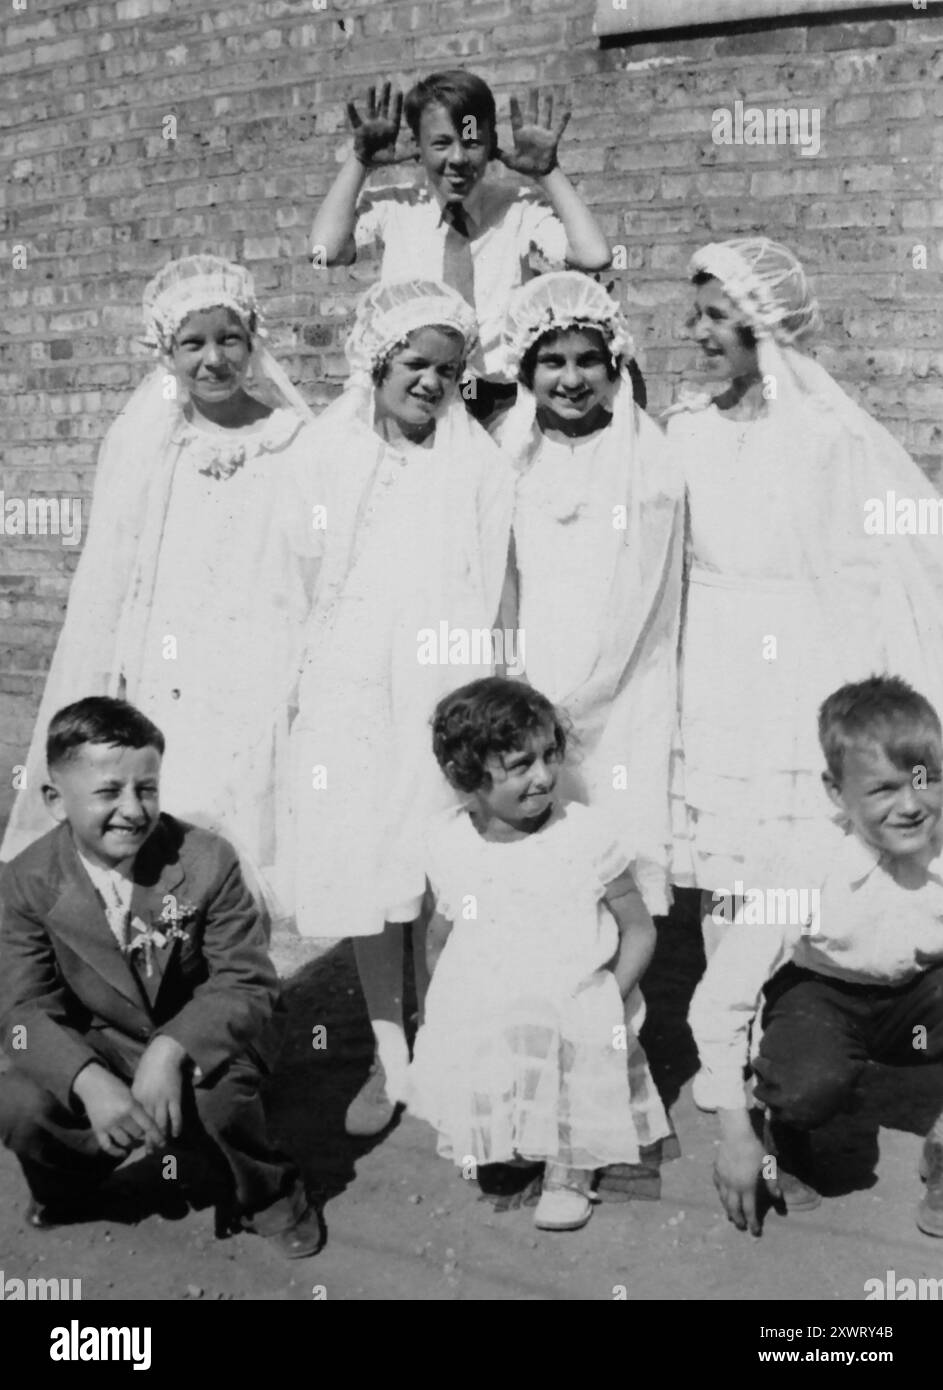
496, 88, 571, 178
347, 82, 416, 168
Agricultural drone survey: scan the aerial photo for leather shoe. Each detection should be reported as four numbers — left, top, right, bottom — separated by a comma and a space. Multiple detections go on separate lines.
764, 1118, 822, 1211
26, 1198, 57, 1230
264, 1204, 324, 1260
25, 1195, 97, 1230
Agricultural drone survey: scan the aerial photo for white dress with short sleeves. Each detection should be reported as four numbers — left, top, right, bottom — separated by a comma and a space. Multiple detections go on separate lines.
406, 801, 671, 1169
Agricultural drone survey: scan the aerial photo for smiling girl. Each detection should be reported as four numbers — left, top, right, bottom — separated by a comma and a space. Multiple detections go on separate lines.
2, 257, 319, 916
492, 272, 683, 917
284, 280, 514, 1135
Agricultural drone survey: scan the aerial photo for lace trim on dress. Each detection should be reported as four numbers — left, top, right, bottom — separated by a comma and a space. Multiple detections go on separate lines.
173, 406, 306, 479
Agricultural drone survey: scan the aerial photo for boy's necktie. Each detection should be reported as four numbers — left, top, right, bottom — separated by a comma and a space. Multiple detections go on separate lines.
102, 875, 131, 950
442, 203, 476, 310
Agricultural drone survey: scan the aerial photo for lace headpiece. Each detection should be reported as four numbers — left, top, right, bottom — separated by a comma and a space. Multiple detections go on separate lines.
688, 238, 821, 344
502, 271, 635, 378
142, 255, 264, 352
345, 279, 479, 376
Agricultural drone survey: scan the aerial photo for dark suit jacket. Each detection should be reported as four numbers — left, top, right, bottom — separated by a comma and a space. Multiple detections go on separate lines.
0, 814, 281, 1108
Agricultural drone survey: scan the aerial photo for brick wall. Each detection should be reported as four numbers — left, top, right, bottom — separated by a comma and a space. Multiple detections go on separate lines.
2, 0, 942, 834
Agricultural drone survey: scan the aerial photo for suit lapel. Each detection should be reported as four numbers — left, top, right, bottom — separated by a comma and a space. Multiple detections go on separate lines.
48, 829, 147, 1010
128, 822, 187, 1009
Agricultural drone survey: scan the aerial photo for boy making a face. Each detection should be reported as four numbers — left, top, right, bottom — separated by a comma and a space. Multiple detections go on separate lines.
310, 70, 611, 419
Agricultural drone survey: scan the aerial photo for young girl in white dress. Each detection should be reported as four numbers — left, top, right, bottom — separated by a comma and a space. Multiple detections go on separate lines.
493, 271, 683, 917
285, 281, 514, 1136
667, 238, 943, 927
2, 257, 319, 915
407, 676, 671, 1232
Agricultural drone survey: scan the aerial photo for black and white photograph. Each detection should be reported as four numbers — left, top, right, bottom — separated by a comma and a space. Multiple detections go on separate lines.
1, 0, 943, 1336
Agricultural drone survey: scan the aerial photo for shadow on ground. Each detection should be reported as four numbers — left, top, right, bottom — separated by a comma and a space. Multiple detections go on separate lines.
265, 938, 418, 1204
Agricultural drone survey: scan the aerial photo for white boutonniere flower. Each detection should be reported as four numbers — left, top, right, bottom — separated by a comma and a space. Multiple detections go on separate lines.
126, 900, 197, 978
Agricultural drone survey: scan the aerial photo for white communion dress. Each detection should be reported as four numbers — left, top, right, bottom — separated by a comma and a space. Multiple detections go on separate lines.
406, 801, 671, 1169
493, 376, 684, 917
668, 391, 943, 893
514, 431, 623, 698
286, 390, 514, 938
127, 408, 318, 903
2, 388, 318, 917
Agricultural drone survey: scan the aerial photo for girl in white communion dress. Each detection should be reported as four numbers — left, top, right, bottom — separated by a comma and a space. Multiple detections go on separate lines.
2, 256, 320, 919
667, 237, 943, 933
406, 676, 671, 1233
492, 271, 684, 919
283, 280, 514, 1136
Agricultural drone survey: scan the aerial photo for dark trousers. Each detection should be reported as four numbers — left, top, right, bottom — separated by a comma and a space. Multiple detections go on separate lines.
753, 963, 943, 1132
0, 1029, 306, 1235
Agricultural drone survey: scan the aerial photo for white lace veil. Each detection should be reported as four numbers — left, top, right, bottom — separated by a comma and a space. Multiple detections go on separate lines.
289, 278, 515, 923
678, 237, 943, 715
495, 272, 684, 913
1, 262, 317, 863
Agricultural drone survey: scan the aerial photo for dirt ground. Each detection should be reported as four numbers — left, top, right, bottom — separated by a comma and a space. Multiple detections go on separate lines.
2, 891, 942, 1303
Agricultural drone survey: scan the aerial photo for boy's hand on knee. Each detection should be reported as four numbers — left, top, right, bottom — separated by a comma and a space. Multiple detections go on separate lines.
131, 1036, 187, 1147
496, 88, 571, 178
72, 1062, 163, 1159
347, 82, 416, 169
714, 1109, 765, 1236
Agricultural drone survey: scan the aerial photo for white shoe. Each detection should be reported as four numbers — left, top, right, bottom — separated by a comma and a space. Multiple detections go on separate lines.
534, 1180, 594, 1232
344, 1057, 395, 1137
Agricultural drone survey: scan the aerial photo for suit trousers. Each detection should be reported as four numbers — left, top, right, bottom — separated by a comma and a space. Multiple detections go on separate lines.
752, 962, 943, 1132
0, 1029, 307, 1234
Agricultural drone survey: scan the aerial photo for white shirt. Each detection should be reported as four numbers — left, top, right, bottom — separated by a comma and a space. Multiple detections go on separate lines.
689, 819, 943, 1111
346, 176, 568, 379
77, 850, 135, 950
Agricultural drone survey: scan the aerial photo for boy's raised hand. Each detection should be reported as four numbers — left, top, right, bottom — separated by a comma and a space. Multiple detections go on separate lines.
496, 88, 572, 178
347, 82, 416, 169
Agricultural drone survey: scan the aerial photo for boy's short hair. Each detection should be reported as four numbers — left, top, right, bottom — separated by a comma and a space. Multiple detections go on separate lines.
404, 69, 497, 153
518, 324, 622, 391
432, 676, 567, 793
47, 696, 165, 771
818, 675, 942, 783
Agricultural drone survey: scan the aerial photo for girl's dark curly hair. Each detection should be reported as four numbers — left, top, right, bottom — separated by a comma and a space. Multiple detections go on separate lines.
432, 676, 567, 793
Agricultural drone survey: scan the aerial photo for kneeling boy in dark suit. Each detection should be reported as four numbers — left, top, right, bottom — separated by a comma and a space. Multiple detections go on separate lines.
0, 695, 321, 1259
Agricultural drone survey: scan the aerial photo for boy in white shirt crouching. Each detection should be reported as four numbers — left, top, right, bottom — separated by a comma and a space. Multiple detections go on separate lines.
690, 675, 943, 1237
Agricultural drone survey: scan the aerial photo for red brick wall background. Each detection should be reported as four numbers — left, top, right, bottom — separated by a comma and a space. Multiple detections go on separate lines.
2, 0, 942, 833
